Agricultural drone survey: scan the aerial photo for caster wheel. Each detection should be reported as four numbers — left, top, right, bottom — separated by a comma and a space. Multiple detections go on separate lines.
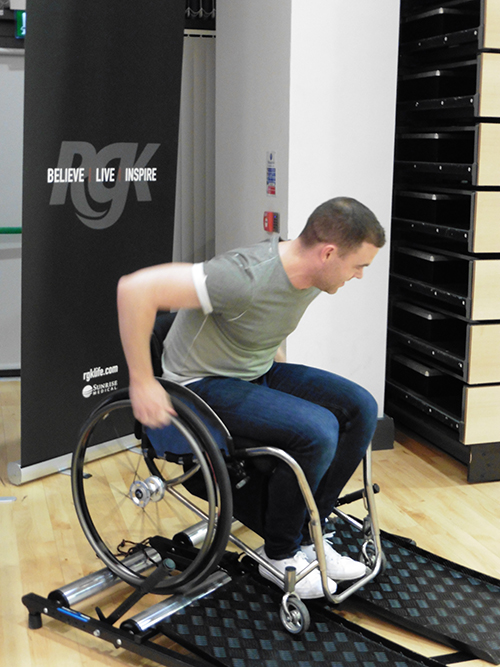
280, 595, 310, 634
360, 542, 387, 574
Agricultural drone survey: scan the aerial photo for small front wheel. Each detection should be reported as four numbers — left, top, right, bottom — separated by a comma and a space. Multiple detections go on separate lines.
360, 540, 387, 574
280, 594, 310, 634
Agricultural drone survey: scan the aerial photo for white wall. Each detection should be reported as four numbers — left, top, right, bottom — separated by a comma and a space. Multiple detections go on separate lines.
0, 52, 24, 371
286, 1, 400, 412
216, 0, 400, 415
215, 0, 292, 251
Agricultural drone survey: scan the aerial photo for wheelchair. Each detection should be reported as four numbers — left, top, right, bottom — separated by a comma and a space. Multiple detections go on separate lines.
71, 313, 385, 634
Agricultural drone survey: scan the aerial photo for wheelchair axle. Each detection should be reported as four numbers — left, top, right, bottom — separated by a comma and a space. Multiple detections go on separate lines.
130, 476, 165, 508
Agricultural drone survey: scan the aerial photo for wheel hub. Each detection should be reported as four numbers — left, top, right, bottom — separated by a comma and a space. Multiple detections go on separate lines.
130, 476, 165, 508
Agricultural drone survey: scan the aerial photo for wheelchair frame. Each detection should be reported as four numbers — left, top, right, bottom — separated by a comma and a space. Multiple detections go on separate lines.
71, 379, 385, 634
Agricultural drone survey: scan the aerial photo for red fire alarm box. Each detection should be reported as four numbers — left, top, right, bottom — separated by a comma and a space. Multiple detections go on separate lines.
263, 211, 280, 233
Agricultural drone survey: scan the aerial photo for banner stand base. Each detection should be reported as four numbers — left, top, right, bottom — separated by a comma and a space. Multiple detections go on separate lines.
7, 435, 137, 485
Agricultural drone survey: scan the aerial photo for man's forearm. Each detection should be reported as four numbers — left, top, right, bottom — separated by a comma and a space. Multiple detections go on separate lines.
117, 273, 158, 385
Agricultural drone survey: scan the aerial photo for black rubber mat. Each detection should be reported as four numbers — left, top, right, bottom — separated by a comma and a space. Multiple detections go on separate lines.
330, 519, 500, 664
161, 575, 444, 667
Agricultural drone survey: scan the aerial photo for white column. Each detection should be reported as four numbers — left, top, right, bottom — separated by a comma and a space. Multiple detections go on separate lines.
286, 0, 400, 412
216, 0, 400, 414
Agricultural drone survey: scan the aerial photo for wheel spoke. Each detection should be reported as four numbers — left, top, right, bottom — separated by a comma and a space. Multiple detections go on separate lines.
72, 392, 233, 594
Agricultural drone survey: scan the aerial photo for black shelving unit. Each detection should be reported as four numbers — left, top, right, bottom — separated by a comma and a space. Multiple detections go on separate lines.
386, 0, 500, 482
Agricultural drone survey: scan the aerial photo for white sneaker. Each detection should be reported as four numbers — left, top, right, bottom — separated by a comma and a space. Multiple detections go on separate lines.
257, 547, 337, 599
301, 539, 367, 581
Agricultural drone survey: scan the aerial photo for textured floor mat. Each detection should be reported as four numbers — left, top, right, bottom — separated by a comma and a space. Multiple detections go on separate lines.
161, 575, 444, 667
330, 519, 500, 664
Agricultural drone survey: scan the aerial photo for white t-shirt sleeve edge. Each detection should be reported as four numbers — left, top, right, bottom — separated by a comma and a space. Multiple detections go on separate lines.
192, 263, 213, 315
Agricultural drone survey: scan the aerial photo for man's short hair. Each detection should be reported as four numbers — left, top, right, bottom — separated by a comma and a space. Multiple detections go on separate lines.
299, 197, 386, 255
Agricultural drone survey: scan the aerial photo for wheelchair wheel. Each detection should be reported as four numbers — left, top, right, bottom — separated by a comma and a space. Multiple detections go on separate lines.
280, 594, 310, 634
71, 390, 233, 594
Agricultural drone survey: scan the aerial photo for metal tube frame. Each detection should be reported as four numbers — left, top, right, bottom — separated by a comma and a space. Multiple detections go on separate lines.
29, 442, 383, 648
175, 444, 384, 605
64, 438, 383, 620
235, 444, 384, 605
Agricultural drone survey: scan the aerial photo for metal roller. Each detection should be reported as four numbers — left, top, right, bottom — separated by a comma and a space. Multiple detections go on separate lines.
48, 548, 161, 606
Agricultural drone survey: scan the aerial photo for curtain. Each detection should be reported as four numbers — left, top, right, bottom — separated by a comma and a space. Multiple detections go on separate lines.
173, 33, 216, 263
185, 1, 216, 21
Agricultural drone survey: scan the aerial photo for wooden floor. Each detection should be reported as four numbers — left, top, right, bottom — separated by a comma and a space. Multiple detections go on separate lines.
1, 378, 500, 667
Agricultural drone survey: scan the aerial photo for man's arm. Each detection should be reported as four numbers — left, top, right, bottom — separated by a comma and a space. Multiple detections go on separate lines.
117, 263, 201, 428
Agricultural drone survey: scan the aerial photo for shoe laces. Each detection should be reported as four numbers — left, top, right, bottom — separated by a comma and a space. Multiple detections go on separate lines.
322, 540, 343, 564
292, 550, 310, 565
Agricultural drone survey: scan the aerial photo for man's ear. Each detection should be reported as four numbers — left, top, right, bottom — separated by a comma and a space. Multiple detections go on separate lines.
320, 243, 338, 263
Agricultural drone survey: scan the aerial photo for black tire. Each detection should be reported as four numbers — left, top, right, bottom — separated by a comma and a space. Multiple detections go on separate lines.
71, 389, 233, 594
280, 596, 311, 634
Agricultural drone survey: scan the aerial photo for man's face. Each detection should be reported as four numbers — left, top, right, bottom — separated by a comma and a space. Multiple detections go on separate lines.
316, 242, 379, 294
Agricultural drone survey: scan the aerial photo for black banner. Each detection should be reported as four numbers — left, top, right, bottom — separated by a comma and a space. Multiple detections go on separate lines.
21, 1, 185, 468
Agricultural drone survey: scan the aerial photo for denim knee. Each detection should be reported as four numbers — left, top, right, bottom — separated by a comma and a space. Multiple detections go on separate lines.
299, 410, 340, 484
346, 384, 378, 431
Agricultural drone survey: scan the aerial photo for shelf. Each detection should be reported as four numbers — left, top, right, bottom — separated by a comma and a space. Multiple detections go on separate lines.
386, 377, 462, 434
390, 252, 500, 320
399, 0, 500, 56
389, 300, 500, 383
392, 188, 500, 253
395, 124, 500, 187
385, 397, 500, 483
397, 54, 500, 119
386, 373, 500, 445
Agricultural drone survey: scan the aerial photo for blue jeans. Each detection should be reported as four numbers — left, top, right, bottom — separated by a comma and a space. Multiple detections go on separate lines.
189, 362, 378, 560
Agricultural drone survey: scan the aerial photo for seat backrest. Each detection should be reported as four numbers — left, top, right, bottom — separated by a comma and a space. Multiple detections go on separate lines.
151, 311, 177, 377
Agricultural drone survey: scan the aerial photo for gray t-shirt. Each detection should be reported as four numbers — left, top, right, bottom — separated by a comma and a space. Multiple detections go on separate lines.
162, 235, 320, 383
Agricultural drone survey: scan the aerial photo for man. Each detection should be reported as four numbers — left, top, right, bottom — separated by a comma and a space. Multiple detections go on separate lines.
117, 196, 386, 599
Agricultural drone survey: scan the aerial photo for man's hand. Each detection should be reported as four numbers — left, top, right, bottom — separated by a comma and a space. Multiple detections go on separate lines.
129, 378, 177, 429
117, 263, 201, 430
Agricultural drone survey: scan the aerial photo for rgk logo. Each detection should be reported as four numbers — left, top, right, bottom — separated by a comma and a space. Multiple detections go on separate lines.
48, 141, 160, 229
